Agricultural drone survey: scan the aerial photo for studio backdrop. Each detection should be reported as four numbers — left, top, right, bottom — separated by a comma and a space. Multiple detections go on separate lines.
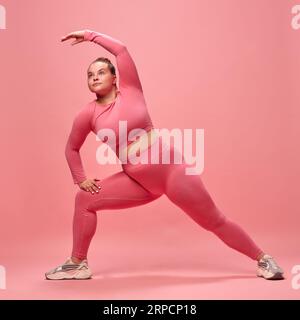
0, 0, 299, 299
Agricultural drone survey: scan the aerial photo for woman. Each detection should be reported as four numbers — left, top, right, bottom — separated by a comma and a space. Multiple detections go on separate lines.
45, 29, 284, 281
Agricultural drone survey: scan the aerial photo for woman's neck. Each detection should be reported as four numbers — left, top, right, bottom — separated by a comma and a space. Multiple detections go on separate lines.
96, 87, 118, 104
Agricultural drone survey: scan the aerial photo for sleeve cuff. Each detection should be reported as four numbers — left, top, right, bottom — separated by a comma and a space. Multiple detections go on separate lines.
73, 177, 86, 185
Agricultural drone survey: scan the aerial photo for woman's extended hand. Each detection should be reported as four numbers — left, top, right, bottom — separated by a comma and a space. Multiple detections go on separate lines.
79, 178, 101, 194
61, 30, 86, 45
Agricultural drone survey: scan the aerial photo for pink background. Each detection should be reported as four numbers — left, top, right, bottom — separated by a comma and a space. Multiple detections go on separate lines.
0, 0, 299, 299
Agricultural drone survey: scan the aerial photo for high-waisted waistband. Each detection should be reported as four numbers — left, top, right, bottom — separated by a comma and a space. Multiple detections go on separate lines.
119, 127, 159, 161
121, 132, 186, 167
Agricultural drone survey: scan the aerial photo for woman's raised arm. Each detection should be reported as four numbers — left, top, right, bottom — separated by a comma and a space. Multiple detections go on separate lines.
61, 29, 144, 93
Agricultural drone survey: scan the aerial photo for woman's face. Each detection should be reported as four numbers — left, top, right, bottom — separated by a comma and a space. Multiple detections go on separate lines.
87, 61, 116, 94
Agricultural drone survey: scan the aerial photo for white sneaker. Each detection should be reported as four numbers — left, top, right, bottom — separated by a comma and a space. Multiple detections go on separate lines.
45, 257, 92, 280
257, 254, 284, 280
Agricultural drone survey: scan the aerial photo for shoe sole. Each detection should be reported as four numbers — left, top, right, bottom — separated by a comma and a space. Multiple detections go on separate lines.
257, 269, 285, 280
45, 270, 92, 280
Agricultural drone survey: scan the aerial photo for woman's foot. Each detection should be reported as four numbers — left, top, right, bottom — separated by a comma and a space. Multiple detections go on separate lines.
256, 254, 285, 280
45, 257, 92, 280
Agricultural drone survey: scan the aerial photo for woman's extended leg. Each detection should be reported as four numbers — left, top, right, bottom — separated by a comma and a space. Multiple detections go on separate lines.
72, 170, 161, 260
164, 164, 264, 261
122, 135, 264, 261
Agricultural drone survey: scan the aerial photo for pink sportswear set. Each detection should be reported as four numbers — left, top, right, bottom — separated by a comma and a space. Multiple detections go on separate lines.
65, 30, 264, 261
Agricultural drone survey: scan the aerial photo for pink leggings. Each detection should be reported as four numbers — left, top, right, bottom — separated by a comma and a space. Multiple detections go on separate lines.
71, 135, 264, 261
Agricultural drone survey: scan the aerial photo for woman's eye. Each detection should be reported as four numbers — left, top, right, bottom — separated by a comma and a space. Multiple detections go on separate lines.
88, 71, 104, 78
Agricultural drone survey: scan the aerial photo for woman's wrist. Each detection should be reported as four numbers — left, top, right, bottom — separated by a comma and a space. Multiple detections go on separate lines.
83, 29, 94, 42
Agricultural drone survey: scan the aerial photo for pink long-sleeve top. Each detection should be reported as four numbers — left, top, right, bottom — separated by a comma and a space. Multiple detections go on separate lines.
65, 30, 154, 184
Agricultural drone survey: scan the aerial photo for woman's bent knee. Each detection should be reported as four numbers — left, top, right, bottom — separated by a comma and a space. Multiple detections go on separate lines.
75, 189, 96, 209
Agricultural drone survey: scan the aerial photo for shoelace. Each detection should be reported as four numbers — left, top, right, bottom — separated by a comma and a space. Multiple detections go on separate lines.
263, 257, 280, 271
54, 262, 87, 273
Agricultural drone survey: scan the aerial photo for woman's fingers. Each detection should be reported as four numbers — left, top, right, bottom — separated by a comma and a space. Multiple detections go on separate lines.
85, 183, 101, 194
88, 184, 99, 194
93, 183, 101, 191
70, 38, 84, 46
85, 185, 94, 194
93, 179, 101, 190
61, 36, 84, 45
88, 187, 94, 194
79, 178, 102, 194
61, 30, 85, 42
61, 33, 74, 41
91, 185, 100, 193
